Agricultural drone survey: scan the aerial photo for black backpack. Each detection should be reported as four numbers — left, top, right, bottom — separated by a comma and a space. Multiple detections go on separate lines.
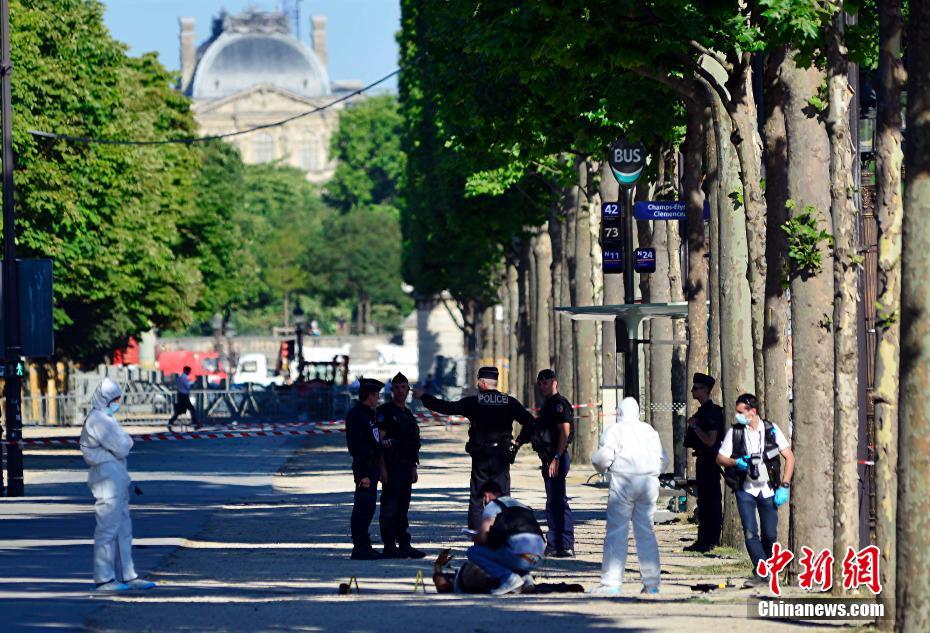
486, 500, 543, 549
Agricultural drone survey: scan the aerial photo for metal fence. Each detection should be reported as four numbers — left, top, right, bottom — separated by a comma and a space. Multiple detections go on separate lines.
12, 383, 354, 427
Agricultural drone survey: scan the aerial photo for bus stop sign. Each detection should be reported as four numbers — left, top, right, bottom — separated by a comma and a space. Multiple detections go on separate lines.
607, 139, 647, 187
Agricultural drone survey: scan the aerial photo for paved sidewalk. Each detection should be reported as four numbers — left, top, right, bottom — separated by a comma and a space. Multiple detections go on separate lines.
78, 424, 853, 633
0, 424, 303, 632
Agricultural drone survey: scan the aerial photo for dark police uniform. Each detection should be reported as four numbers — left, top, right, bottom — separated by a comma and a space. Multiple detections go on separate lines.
422, 378, 535, 529
532, 391, 575, 553
345, 397, 382, 554
685, 397, 725, 549
377, 400, 421, 554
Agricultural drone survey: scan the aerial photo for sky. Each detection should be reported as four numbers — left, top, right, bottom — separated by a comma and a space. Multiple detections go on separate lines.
102, 0, 401, 92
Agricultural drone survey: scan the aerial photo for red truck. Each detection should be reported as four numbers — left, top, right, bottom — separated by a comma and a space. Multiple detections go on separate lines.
157, 350, 227, 386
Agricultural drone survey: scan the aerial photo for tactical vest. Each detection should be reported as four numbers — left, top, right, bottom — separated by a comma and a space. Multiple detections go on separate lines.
722, 420, 783, 492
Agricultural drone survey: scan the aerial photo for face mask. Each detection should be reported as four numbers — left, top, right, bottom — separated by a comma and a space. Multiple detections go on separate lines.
107, 403, 121, 414
735, 413, 749, 425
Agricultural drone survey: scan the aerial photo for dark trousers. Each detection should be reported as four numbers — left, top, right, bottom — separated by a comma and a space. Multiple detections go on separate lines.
380, 462, 413, 550
735, 488, 779, 569
543, 452, 574, 550
169, 393, 197, 426
351, 465, 380, 550
468, 447, 510, 529
695, 456, 722, 547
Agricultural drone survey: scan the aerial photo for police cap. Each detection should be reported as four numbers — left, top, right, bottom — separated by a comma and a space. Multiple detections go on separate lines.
477, 366, 499, 380
359, 378, 385, 391
692, 373, 716, 389
391, 372, 409, 385
536, 368, 557, 382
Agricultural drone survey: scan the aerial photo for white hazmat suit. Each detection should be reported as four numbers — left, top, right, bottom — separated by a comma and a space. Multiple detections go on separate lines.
80, 378, 137, 585
591, 397, 668, 591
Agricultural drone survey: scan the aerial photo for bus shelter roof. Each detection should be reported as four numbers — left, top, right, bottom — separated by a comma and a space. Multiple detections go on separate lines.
554, 302, 689, 323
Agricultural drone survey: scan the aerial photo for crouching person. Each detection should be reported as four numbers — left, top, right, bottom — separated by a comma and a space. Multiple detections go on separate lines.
465, 481, 545, 596
590, 397, 668, 595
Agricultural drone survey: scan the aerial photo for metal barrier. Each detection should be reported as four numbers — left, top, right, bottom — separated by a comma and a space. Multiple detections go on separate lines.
10, 384, 354, 427
194, 384, 353, 425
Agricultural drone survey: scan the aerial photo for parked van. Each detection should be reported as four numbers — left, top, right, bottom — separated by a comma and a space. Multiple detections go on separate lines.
233, 353, 284, 387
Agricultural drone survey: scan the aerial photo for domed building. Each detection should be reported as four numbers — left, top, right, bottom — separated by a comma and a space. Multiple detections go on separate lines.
178, 9, 361, 182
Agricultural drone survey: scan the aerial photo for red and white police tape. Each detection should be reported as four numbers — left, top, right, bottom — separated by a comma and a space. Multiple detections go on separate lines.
6, 402, 601, 447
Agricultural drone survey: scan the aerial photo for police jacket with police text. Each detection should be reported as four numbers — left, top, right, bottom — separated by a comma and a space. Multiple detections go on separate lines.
345, 401, 381, 473
377, 401, 421, 465
421, 390, 535, 446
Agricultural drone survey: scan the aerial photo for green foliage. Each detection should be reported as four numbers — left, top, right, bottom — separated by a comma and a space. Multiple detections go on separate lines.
875, 300, 899, 329
9, 0, 202, 362
326, 95, 406, 212
782, 205, 835, 284
758, 0, 838, 65
729, 190, 745, 210
306, 204, 413, 332
242, 162, 325, 306
187, 141, 260, 319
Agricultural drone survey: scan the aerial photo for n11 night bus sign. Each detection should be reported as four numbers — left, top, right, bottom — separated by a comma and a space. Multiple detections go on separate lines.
602, 248, 623, 274
634, 200, 711, 221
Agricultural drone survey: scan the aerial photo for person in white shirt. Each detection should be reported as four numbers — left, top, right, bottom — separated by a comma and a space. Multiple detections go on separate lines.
716, 393, 795, 587
80, 378, 156, 592
590, 397, 668, 595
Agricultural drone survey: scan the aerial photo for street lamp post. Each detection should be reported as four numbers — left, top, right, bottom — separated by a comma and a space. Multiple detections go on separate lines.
293, 304, 305, 383
1, 0, 24, 496
225, 322, 236, 380
211, 312, 223, 367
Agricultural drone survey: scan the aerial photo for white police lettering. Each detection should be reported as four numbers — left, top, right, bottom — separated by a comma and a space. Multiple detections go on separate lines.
478, 393, 509, 405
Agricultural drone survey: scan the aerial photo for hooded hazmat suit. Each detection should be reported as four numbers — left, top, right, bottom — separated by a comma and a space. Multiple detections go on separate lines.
80, 378, 137, 585
591, 397, 668, 591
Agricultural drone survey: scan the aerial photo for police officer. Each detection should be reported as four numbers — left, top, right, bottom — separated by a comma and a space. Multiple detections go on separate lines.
346, 378, 385, 560
516, 369, 575, 557
683, 372, 725, 552
377, 372, 425, 559
414, 366, 535, 530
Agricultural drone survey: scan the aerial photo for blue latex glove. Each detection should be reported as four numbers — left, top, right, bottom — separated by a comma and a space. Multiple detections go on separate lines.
735, 455, 751, 472
774, 487, 790, 507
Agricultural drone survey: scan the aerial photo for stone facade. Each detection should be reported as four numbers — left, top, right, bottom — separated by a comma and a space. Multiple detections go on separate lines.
179, 9, 361, 183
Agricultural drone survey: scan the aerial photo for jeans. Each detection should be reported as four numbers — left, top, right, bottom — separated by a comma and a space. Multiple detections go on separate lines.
543, 452, 574, 550
735, 488, 778, 569
466, 541, 542, 583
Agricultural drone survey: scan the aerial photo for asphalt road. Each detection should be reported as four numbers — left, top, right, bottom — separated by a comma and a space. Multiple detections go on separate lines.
0, 431, 303, 632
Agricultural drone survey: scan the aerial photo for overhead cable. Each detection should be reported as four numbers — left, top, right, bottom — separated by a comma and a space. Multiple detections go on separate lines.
26, 68, 399, 146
